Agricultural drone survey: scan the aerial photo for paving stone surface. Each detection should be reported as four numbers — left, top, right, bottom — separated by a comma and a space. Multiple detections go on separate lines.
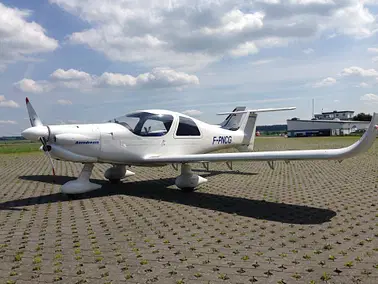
0, 137, 377, 284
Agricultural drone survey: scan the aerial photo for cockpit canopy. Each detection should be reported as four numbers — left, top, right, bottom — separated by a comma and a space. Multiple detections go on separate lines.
109, 111, 174, 137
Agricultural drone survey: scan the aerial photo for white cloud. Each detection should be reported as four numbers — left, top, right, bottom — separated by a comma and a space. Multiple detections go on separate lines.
182, 110, 202, 117
201, 10, 264, 35
360, 93, 378, 103
57, 99, 72, 105
97, 68, 199, 88
14, 67, 199, 93
313, 77, 336, 87
96, 73, 137, 87
327, 33, 337, 39
328, 2, 376, 38
0, 95, 19, 108
51, 69, 92, 81
229, 42, 259, 58
250, 58, 276, 65
358, 82, 369, 88
13, 78, 53, 94
49, 0, 378, 71
367, 47, 378, 53
303, 48, 314, 54
0, 120, 17, 125
0, 2, 58, 71
363, 1, 378, 5
340, 66, 378, 77
373, 56, 378, 62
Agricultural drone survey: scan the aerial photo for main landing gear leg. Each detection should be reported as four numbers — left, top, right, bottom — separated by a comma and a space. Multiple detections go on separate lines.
175, 164, 207, 192
61, 163, 101, 195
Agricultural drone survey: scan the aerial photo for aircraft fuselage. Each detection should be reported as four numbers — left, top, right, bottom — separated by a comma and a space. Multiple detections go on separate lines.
28, 117, 246, 165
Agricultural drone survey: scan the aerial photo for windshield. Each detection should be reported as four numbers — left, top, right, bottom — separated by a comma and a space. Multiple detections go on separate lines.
109, 112, 174, 137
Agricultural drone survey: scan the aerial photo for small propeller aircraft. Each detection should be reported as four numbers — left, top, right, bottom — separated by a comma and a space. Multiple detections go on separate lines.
21, 97, 378, 195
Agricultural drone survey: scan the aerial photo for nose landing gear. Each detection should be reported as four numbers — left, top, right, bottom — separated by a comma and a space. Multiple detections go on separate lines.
61, 163, 101, 195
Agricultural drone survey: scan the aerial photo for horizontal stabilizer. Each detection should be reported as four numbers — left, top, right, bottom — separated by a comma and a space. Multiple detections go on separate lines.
217, 106, 296, 115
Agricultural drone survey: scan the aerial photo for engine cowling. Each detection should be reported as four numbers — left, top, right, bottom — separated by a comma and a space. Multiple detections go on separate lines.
49, 144, 98, 162
54, 133, 94, 145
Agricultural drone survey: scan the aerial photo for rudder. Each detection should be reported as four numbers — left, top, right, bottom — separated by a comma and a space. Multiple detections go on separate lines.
236, 112, 258, 152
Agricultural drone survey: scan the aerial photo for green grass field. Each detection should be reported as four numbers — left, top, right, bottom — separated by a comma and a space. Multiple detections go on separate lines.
0, 141, 41, 154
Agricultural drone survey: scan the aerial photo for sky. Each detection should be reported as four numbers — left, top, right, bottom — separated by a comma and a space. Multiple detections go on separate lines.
1, 0, 378, 136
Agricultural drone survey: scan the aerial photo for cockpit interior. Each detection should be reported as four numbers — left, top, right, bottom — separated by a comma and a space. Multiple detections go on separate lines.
110, 112, 174, 136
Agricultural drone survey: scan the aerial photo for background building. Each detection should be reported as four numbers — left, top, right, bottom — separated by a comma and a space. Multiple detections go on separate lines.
287, 109, 370, 137
314, 110, 354, 120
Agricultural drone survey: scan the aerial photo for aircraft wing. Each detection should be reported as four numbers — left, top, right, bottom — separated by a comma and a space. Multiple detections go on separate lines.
144, 113, 378, 164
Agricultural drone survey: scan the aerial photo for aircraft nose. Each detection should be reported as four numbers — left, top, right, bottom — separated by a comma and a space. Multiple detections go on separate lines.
21, 126, 49, 141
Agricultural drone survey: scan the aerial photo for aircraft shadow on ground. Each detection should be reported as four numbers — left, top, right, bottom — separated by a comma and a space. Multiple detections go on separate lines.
0, 173, 337, 225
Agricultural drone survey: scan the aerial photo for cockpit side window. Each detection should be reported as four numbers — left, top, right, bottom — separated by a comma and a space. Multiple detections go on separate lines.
176, 116, 201, 136
112, 112, 174, 137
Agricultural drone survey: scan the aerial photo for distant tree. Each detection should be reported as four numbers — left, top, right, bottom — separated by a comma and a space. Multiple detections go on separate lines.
352, 113, 372, 121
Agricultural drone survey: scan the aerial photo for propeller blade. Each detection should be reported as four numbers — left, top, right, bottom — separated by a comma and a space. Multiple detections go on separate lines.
25, 97, 55, 177
39, 137, 56, 176
44, 151, 56, 176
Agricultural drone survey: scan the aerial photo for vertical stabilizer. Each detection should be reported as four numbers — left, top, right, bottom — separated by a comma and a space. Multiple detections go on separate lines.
217, 106, 296, 152
219, 107, 246, 130
236, 112, 258, 152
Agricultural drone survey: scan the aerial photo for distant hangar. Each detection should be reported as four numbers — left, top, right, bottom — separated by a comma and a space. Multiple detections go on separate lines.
287, 110, 370, 137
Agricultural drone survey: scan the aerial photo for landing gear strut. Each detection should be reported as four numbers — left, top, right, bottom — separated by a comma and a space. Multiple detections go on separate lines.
175, 164, 207, 192
61, 163, 101, 194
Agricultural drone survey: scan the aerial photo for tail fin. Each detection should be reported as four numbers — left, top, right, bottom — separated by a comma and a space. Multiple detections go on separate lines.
219, 106, 246, 131
236, 112, 258, 152
217, 106, 296, 152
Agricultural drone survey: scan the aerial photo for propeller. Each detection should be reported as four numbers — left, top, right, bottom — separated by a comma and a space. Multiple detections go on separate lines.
39, 136, 56, 176
25, 97, 56, 176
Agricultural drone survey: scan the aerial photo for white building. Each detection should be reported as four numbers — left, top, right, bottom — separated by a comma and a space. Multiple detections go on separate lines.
287, 119, 370, 137
314, 110, 354, 120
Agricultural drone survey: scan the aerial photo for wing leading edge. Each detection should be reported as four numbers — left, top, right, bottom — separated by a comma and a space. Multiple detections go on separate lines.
144, 113, 378, 164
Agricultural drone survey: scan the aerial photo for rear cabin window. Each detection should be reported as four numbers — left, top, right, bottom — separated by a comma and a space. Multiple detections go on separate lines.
176, 116, 201, 136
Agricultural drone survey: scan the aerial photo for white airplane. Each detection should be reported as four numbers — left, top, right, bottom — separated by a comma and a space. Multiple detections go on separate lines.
21, 97, 378, 195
